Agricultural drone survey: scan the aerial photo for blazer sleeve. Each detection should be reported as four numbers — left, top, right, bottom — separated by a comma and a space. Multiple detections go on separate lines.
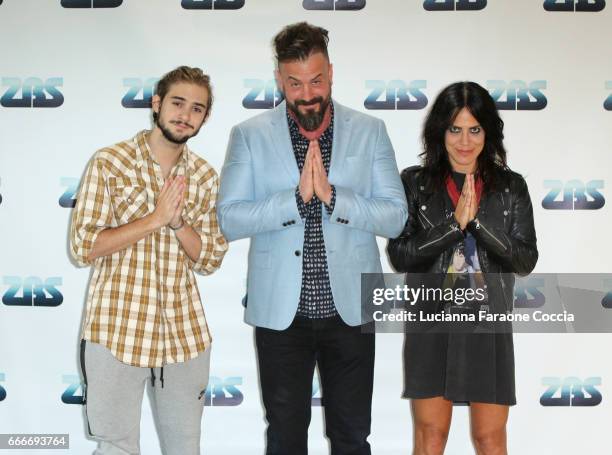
329, 120, 408, 239
217, 124, 304, 242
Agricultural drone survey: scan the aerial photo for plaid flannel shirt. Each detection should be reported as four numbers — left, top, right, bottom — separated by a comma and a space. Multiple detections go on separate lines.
70, 130, 228, 367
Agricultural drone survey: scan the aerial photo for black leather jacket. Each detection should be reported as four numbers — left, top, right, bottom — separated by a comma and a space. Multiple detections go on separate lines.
386, 166, 538, 313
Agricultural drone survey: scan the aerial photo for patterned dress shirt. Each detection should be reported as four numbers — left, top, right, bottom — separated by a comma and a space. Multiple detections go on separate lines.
288, 106, 338, 319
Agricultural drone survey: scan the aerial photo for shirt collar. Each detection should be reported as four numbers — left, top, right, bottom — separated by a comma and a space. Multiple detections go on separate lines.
134, 130, 190, 170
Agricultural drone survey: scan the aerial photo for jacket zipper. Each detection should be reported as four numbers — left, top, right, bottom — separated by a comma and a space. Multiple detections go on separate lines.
418, 209, 435, 227
473, 218, 507, 251
418, 224, 459, 250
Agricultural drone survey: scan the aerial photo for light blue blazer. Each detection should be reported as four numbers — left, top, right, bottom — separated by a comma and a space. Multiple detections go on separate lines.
218, 100, 408, 329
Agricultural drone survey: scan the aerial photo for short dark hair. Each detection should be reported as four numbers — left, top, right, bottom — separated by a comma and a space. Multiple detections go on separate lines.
420, 81, 510, 191
273, 22, 329, 65
153, 66, 213, 122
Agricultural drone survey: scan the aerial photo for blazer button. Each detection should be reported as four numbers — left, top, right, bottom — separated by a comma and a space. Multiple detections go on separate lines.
282, 222, 287, 227
294, 250, 301, 257
336, 217, 342, 222
421, 205, 427, 211
290, 220, 295, 224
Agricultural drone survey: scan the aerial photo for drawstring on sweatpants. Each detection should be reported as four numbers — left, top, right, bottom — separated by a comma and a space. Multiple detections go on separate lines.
150, 367, 165, 388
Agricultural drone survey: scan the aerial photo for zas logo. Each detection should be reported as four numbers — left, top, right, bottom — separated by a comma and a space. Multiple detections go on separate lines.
2, 276, 63, 307
122, 77, 159, 108
242, 79, 284, 109
203, 376, 243, 406
61, 375, 84, 405
303, 0, 366, 10
543, 0, 606, 11
541, 377, 602, 406
542, 180, 605, 210
487, 80, 547, 111
61, 0, 123, 7
604, 81, 612, 111
59, 178, 79, 208
1, 78, 64, 108
423, 0, 487, 11
0, 373, 6, 402
364, 80, 428, 110
181, 0, 245, 9
61, 375, 245, 405
514, 277, 545, 308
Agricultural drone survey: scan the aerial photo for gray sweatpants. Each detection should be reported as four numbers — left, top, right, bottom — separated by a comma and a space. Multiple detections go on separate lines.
81, 340, 211, 455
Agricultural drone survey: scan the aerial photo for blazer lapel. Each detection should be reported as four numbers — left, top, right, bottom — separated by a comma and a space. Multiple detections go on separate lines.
269, 101, 299, 185
329, 100, 353, 183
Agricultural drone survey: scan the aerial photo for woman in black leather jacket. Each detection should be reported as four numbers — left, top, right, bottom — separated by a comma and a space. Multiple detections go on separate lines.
387, 82, 537, 455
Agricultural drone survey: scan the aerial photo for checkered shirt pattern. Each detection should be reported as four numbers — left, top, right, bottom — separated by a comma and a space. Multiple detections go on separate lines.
70, 130, 228, 367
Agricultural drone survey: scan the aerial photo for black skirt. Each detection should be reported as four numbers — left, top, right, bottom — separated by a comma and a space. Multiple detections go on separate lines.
403, 330, 516, 406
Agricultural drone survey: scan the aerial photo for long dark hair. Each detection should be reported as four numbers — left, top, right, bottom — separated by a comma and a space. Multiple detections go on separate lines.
420, 81, 510, 191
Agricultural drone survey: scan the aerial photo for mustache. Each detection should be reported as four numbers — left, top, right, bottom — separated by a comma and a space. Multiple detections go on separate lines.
170, 120, 194, 129
294, 97, 324, 107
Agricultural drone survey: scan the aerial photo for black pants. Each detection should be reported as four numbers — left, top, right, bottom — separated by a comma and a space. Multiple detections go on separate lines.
256, 315, 375, 455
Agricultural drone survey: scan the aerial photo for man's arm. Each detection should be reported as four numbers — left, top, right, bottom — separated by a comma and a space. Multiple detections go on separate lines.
172, 222, 201, 262
175, 174, 228, 275
217, 124, 303, 242
329, 120, 408, 238
87, 214, 160, 261
87, 176, 183, 262
70, 155, 114, 266
70, 154, 184, 265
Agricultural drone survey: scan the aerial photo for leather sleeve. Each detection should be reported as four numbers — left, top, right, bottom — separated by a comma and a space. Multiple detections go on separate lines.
387, 170, 463, 273
467, 175, 538, 276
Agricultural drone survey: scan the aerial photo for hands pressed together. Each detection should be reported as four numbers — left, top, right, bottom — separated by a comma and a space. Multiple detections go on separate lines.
454, 174, 478, 230
299, 139, 333, 206
153, 175, 186, 230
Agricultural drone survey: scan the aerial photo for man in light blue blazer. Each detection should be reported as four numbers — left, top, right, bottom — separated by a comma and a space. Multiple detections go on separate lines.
218, 22, 407, 455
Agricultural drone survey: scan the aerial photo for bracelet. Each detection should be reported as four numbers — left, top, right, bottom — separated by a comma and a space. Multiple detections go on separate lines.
169, 217, 184, 231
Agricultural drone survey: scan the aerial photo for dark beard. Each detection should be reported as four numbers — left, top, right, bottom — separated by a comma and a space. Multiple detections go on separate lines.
156, 117, 198, 145
287, 95, 331, 131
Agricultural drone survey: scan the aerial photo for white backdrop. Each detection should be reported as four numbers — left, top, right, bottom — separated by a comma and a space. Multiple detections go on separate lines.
0, 0, 611, 453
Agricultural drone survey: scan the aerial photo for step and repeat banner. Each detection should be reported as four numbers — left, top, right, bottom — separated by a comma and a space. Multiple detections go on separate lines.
0, 0, 611, 453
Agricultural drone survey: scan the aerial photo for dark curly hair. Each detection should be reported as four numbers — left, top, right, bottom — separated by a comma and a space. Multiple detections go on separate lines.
420, 81, 511, 191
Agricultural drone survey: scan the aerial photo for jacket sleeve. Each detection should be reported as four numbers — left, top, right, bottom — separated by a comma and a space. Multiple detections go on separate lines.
329, 120, 408, 238
217, 125, 304, 242
466, 176, 538, 276
386, 171, 464, 273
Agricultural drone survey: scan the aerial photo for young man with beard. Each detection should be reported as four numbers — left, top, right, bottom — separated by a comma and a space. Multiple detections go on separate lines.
70, 66, 228, 455
218, 23, 407, 454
